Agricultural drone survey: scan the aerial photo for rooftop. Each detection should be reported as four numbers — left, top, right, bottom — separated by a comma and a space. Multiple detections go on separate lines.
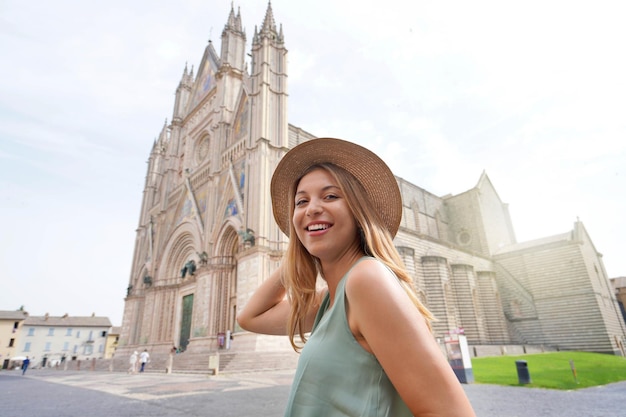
0, 310, 29, 320
23, 314, 112, 327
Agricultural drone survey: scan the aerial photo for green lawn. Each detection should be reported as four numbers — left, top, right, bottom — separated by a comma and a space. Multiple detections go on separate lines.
470, 351, 626, 390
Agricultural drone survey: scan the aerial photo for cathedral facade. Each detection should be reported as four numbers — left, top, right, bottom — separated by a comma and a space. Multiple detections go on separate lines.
118, 3, 626, 367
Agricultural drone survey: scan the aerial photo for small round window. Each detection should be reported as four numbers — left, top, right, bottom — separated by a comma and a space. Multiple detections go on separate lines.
195, 137, 210, 164
457, 231, 471, 246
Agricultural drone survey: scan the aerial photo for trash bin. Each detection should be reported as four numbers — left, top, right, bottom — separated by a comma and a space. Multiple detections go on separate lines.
515, 360, 531, 384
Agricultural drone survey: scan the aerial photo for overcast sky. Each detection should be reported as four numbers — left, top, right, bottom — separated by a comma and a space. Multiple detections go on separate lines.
1, 0, 625, 326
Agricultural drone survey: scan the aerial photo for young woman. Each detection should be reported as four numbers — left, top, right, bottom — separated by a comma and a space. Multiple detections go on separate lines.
238, 138, 476, 417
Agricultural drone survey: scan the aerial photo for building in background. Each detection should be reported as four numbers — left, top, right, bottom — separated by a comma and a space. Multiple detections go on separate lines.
118, 2, 626, 370
17, 313, 111, 368
105, 326, 121, 359
0, 309, 29, 369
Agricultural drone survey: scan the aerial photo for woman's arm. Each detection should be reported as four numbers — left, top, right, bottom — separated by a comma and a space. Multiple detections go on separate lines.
346, 260, 477, 417
237, 264, 291, 335
237, 263, 324, 336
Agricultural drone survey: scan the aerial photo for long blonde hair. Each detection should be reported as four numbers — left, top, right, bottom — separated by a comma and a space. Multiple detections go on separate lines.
282, 163, 434, 351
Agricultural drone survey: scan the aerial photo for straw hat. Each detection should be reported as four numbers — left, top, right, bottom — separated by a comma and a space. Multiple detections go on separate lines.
270, 137, 402, 238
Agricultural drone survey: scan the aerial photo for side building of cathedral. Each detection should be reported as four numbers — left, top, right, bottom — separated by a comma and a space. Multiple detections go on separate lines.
117, 3, 626, 370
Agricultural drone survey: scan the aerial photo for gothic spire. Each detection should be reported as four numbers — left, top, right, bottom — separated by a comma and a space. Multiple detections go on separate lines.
225, 2, 243, 33
158, 119, 168, 143
236, 6, 243, 32
261, 1, 277, 34
180, 63, 193, 87
220, 2, 246, 71
226, 3, 236, 29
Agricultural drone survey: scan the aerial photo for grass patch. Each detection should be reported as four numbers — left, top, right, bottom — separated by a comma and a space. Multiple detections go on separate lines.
471, 351, 626, 390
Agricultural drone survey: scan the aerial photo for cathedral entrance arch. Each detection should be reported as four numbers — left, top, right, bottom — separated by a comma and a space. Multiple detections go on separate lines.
159, 225, 202, 351
210, 222, 240, 339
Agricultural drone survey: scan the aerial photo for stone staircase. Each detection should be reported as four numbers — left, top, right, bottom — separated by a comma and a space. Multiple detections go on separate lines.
62, 349, 300, 375
217, 351, 299, 373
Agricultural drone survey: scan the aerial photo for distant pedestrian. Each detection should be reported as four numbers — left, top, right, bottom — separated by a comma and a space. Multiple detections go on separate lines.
139, 349, 150, 372
128, 351, 138, 374
167, 346, 177, 374
21, 357, 30, 375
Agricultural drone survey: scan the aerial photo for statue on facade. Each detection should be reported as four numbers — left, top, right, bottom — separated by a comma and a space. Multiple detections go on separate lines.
181, 260, 197, 278
238, 228, 255, 246
197, 251, 208, 265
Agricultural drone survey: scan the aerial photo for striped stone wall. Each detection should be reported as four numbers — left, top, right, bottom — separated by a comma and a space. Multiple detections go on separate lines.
494, 223, 626, 354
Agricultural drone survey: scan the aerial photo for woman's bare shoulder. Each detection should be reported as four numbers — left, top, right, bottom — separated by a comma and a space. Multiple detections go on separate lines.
345, 258, 402, 301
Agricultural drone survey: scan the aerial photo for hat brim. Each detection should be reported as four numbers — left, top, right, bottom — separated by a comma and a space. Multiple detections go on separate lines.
270, 138, 402, 238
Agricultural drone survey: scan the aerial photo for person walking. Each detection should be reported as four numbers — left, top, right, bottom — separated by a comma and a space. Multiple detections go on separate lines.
238, 138, 476, 416
139, 349, 150, 373
21, 356, 30, 375
167, 346, 177, 374
128, 351, 138, 374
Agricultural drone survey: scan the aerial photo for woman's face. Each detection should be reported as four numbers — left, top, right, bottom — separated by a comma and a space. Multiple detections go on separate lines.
292, 168, 360, 261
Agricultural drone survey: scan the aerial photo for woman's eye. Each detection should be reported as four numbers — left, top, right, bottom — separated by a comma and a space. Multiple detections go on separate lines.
324, 194, 338, 200
295, 199, 308, 207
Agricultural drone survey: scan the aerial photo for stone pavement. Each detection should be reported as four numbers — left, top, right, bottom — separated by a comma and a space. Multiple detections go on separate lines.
1, 368, 625, 416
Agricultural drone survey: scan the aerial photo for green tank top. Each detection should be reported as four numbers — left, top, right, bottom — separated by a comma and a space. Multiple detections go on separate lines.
284, 257, 412, 417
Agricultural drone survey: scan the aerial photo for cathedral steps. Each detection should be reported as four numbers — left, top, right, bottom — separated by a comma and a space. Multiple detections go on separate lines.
217, 351, 299, 373
89, 350, 300, 375
164, 350, 300, 374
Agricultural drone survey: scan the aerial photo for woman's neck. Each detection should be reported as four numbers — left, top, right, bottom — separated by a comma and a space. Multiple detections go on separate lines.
320, 248, 365, 302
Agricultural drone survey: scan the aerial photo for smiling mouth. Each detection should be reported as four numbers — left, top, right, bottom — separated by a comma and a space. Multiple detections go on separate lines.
307, 224, 330, 231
